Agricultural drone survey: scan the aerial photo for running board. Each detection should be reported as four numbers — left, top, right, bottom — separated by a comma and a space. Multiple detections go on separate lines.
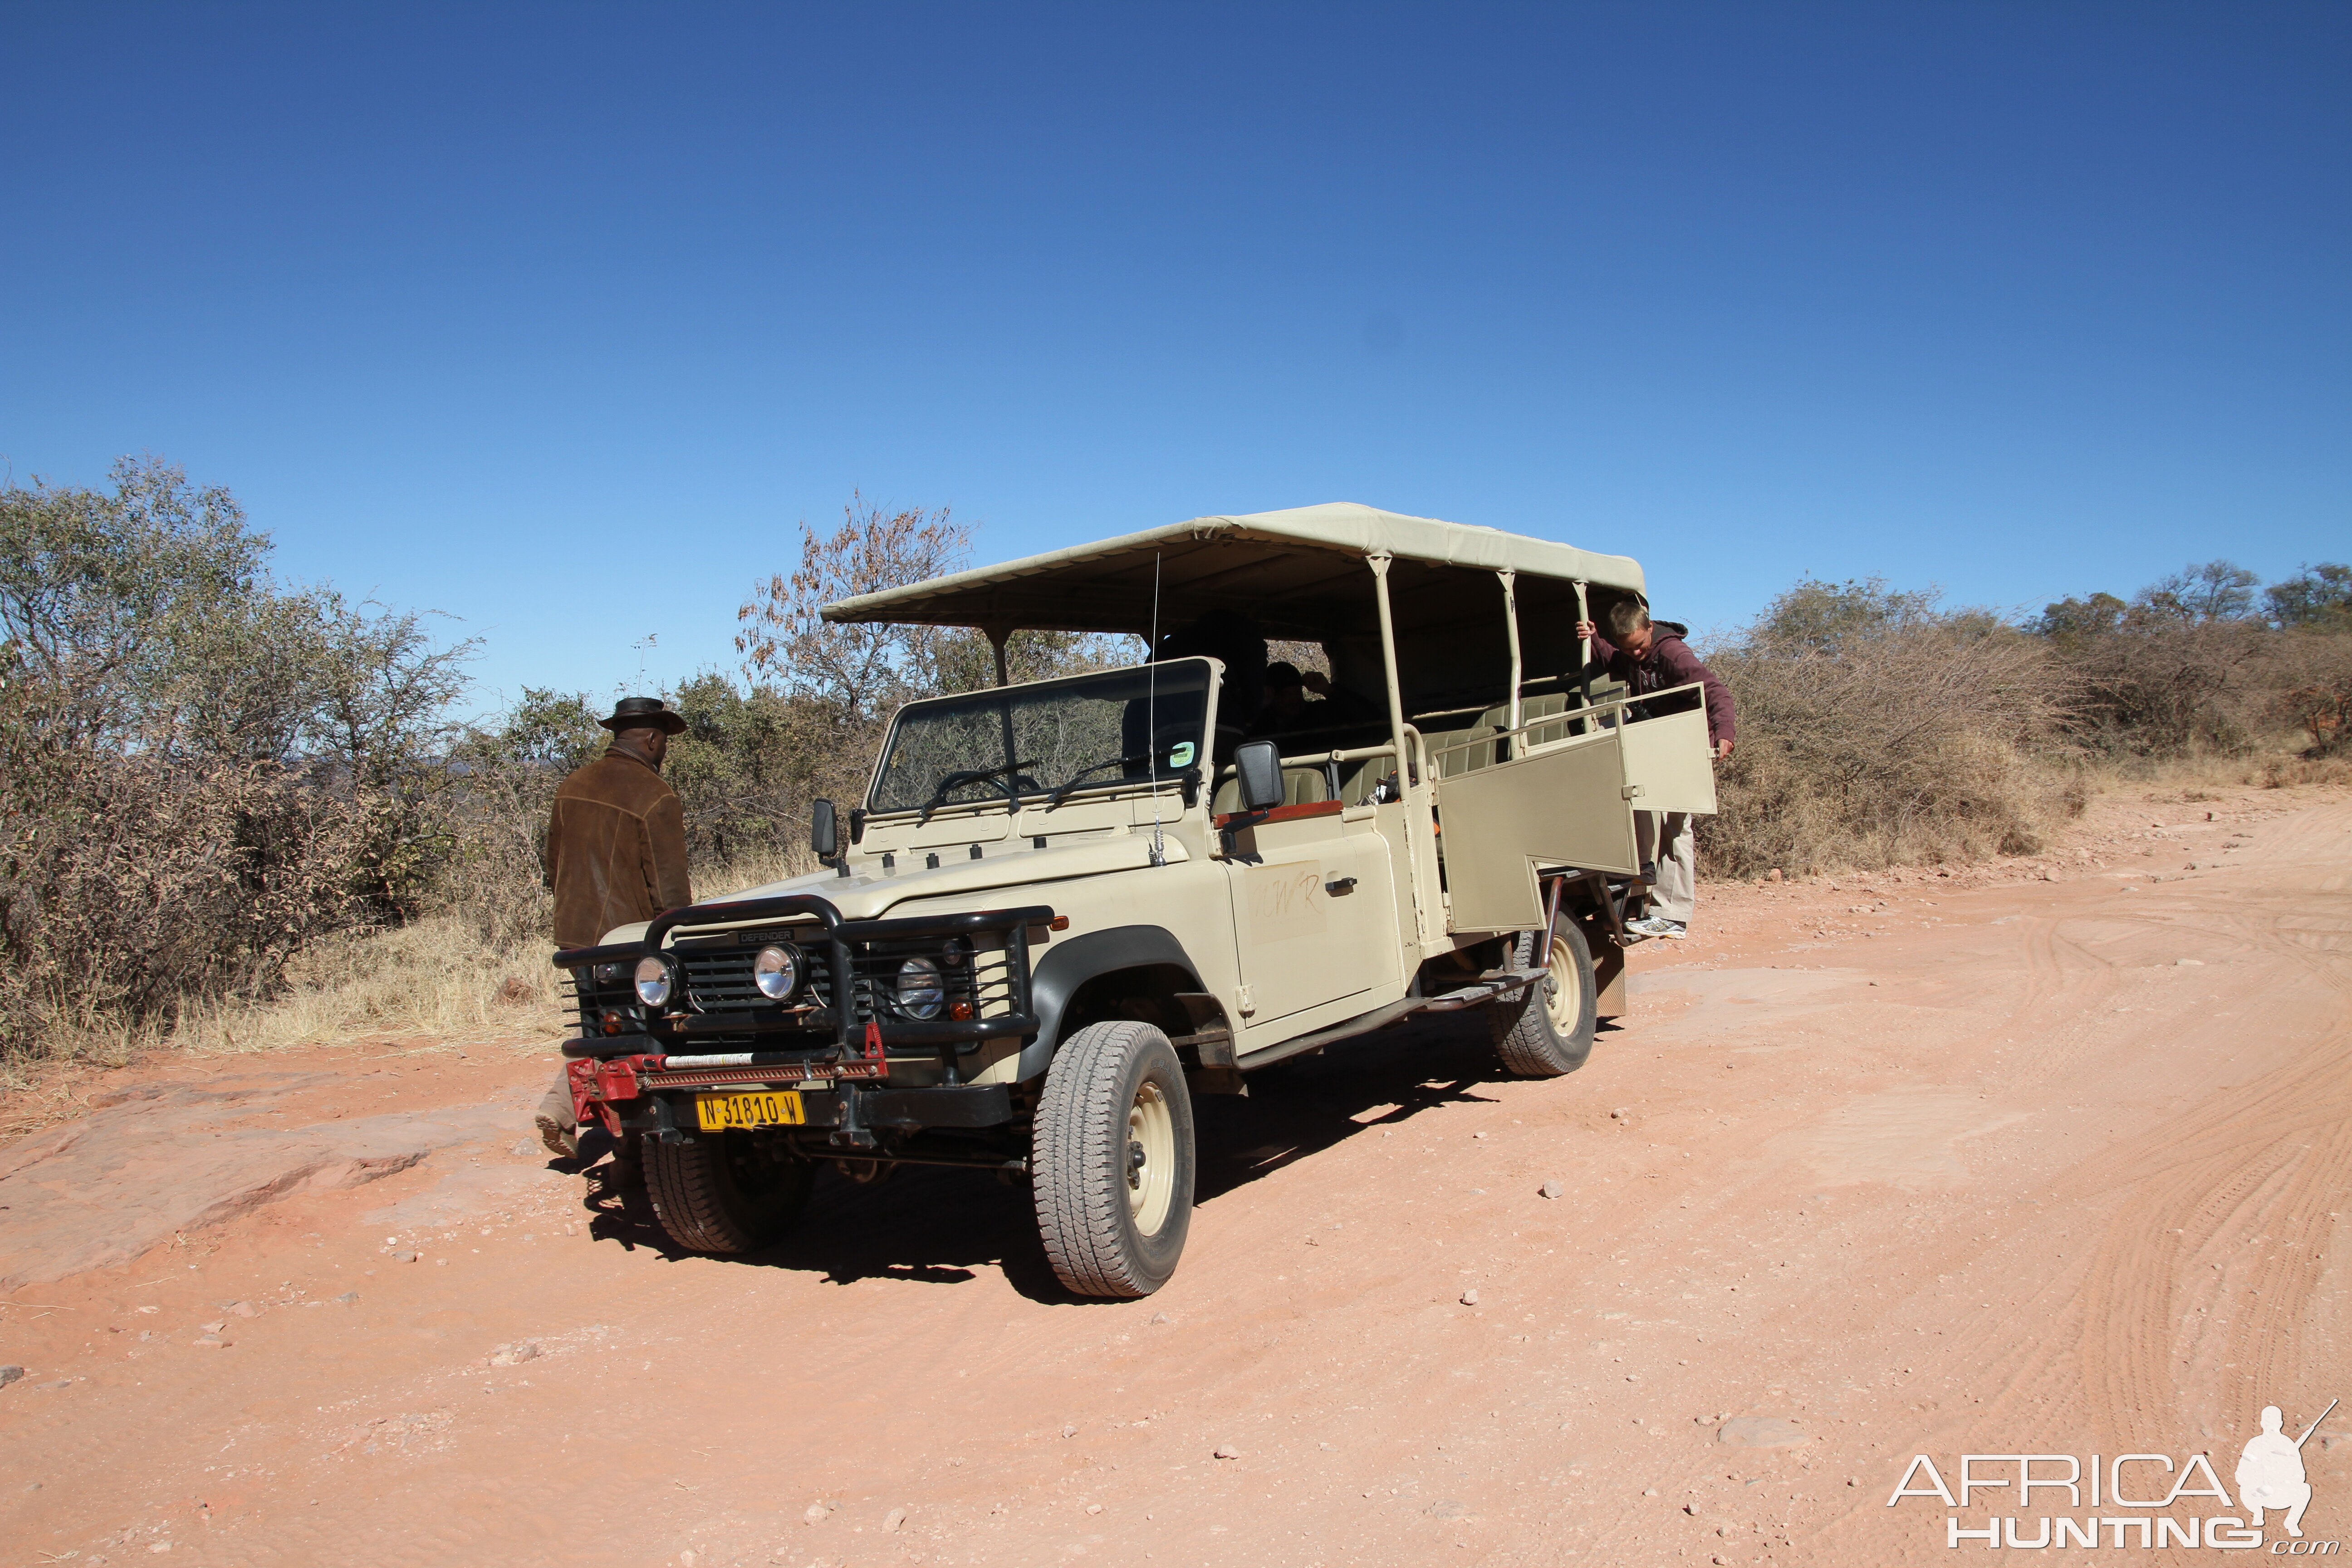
1235, 997, 1425, 1071
1234, 966, 1550, 1070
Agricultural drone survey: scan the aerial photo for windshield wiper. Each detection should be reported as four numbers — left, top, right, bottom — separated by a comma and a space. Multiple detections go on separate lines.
917, 759, 1040, 823
1044, 753, 1152, 811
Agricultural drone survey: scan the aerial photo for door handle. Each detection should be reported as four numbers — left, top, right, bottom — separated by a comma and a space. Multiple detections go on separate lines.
1324, 877, 1357, 896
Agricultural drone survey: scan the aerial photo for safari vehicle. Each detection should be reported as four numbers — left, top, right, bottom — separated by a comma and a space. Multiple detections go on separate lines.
554, 503, 1719, 1297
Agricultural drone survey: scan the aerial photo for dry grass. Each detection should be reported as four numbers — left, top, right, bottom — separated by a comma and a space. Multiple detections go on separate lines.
162, 849, 823, 1060
0, 913, 566, 1134
2251, 751, 2352, 790
1699, 616, 2081, 877
0, 845, 823, 1138
4, 849, 826, 1088
167, 916, 567, 1054
0, 916, 564, 1141
1702, 734, 2345, 882
2065, 741, 2352, 796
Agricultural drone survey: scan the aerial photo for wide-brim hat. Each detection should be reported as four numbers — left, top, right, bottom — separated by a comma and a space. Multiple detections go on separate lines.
599, 696, 687, 735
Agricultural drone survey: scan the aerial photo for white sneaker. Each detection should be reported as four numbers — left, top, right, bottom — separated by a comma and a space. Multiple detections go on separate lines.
1624, 914, 1675, 938
1654, 919, 1688, 940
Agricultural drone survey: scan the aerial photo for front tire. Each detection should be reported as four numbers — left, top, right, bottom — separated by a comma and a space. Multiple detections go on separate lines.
645, 1128, 814, 1253
1033, 1021, 1197, 1298
1488, 920, 1598, 1077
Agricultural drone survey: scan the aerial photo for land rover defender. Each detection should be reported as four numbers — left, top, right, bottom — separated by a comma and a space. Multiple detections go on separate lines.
554, 503, 1719, 1297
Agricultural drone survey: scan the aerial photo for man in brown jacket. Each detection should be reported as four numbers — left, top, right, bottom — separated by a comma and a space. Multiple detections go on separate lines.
535, 696, 693, 1157
546, 696, 694, 949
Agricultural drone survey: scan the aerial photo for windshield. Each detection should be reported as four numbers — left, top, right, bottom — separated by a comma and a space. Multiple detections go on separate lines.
868, 659, 1215, 816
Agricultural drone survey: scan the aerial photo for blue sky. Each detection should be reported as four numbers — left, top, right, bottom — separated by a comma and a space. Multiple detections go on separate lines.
4, 3, 2344, 712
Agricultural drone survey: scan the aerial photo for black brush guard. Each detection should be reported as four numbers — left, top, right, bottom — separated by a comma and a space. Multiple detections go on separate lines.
553, 894, 1053, 1078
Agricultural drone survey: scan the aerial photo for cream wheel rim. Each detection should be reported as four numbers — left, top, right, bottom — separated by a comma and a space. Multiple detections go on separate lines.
1126, 1079, 1176, 1235
1542, 934, 1584, 1035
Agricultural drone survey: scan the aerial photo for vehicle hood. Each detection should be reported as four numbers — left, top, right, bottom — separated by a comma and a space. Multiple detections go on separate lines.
598, 831, 1189, 945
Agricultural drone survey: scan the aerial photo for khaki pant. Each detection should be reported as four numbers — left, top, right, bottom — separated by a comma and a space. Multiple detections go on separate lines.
1635, 810, 1696, 924
539, 1068, 637, 1167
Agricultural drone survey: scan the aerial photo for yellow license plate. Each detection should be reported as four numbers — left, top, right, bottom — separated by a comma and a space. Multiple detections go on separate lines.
694, 1090, 805, 1131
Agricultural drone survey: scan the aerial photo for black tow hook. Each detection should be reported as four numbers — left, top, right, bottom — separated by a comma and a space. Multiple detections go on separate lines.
830, 1083, 879, 1151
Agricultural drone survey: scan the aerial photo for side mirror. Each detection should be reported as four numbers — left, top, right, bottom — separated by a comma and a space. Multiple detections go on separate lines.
810, 799, 839, 859
1233, 739, 1285, 813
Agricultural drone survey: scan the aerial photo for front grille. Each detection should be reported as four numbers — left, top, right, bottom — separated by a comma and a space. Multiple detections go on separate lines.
848, 939, 1017, 1022
664, 1033, 763, 1052
631, 921, 1031, 1038
676, 931, 835, 1016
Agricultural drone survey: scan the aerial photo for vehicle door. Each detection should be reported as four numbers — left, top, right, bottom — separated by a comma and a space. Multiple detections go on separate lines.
1215, 770, 1400, 1029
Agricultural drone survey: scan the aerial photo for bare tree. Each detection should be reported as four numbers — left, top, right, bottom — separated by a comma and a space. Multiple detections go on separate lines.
728, 494, 1128, 823
736, 493, 975, 720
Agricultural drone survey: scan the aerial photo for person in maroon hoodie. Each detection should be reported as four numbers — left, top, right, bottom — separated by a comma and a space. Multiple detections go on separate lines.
1573, 601, 1737, 940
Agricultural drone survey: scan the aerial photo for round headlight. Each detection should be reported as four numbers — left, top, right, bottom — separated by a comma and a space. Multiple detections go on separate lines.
633, 955, 673, 1008
894, 956, 945, 1019
752, 943, 801, 1001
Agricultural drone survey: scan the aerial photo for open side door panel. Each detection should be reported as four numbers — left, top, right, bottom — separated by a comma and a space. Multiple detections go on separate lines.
1434, 725, 1638, 934
1617, 703, 1718, 815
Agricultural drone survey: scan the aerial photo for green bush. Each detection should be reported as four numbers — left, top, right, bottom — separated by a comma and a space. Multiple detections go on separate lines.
0, 459, 470, 1061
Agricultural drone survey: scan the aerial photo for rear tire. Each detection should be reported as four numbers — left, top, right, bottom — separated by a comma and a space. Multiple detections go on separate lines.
1488, 921, 1598, 1077
1033, 1021, 1196, 1298
645, 1129, 814, 1253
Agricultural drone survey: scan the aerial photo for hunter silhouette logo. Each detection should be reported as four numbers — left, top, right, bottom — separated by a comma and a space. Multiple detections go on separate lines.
2240, 1399, 2333, 1540
1885, 1396, 2338, 1550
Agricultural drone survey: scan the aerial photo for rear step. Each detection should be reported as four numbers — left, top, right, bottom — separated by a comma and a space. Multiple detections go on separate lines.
1421, 966, 1550, 1012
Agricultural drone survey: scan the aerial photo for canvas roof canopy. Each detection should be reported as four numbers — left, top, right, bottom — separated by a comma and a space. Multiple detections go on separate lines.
820, 502, 1646, 649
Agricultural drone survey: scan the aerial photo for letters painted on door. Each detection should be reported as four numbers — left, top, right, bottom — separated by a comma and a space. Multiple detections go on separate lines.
1224, 818, 1398, 1025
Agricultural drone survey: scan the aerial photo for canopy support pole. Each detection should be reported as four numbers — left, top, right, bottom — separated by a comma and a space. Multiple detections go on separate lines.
1368, 553, 1429, 950
986, 626, 1018, 790
1574, 579, 1593, 733
1498, 569, 1523, 736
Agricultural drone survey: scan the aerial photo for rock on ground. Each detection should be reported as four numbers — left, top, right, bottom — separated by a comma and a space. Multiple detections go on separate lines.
1717, 1416, 1811, 1447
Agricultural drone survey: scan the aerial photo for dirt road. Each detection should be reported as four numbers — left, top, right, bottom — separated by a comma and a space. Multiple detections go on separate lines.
4, 786, 2346, 1567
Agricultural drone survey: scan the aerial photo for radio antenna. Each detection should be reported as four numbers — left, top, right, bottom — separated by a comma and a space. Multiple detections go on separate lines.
1145, 550, 1166, 867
